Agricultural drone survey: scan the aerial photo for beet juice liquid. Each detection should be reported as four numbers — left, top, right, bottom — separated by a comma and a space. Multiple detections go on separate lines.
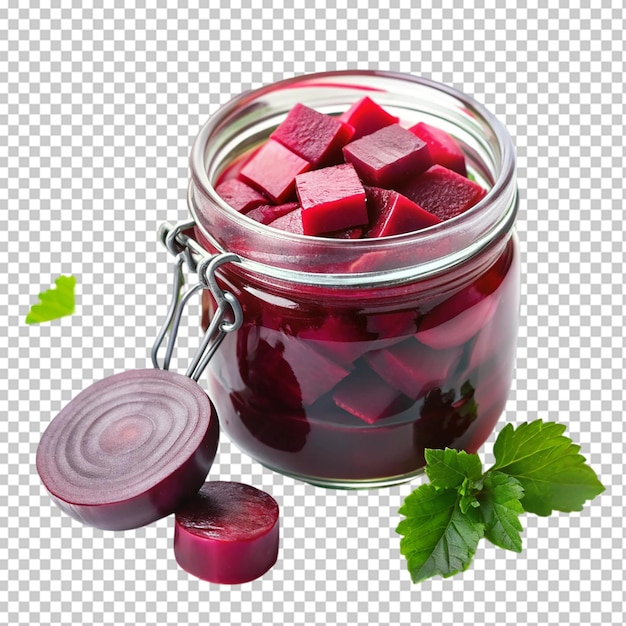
186, 71, 519, 487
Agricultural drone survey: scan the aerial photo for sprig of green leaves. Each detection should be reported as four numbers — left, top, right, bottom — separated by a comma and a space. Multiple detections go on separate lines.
397, 419, 605, 583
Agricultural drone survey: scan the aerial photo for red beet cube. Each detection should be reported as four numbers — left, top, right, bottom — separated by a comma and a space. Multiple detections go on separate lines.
214, 178, 269, 214
409, 121, 467, 176
364, 338, 463, 400
322, 226, 364, 239
399, 164, 487, 221
252, 331, 352, 408
295, 163, 368, 235
270, 103, 355, 167
364, 186, 441, 237
239, 139, 311, 203
332, 363, 413, 424
416, 263, 504, 351
342, 124, 432, 188
339, 96, 399, 140
268, 206, 305, 234
246, 202, 300, 225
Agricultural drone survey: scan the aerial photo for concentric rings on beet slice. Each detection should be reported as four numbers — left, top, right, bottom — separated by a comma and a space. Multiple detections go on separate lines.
36, 368, 219, 531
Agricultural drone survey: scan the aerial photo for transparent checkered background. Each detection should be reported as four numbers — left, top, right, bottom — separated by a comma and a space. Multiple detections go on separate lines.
1, 2, 624, 625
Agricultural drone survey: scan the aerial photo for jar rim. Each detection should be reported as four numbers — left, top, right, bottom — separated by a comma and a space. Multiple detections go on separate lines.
188, 70, 517, 286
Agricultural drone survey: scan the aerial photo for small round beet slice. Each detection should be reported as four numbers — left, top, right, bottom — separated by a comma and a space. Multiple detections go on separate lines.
174, 481, 279, 584
36, 368, 219, 531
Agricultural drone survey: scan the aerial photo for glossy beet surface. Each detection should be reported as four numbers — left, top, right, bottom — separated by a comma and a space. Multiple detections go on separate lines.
174, 482, 279, 584
36, 369, 219, 530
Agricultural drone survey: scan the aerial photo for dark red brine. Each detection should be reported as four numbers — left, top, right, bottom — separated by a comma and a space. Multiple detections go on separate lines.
188, 72, 519, 487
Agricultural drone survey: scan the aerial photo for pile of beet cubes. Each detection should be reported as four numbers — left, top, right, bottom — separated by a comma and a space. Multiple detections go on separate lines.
215, 97, 487, 238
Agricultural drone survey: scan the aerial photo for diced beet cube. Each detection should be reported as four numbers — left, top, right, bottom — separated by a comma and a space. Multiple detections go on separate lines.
364, 338, 463, 400
342, 124, 432, 188
269, 206, 304, 234
399, 164, 487, 222
416, 283, 500, 350
296, 314, 372, 366
295, 163, 368, 235
332, 363, 413, 424
239, 139, 311, 203
409, 121, 467, 176
322, 226, 363, 239
270, 103, 355, 167
364, 186, 441, 237
339, 96, 399, 140
256, 331, 352, 408
246, 202, 300, 225
214, 178, 269, 214
365, 310, 418, 338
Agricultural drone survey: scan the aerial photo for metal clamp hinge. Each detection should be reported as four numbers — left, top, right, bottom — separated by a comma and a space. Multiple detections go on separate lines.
152, 221, 243, 382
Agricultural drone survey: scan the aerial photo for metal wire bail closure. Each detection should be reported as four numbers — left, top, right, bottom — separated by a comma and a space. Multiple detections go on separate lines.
153, 221, 243, 382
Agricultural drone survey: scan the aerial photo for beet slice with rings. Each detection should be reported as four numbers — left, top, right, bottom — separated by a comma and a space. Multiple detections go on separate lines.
36, 368, 219, 531
174, 481, 280, 584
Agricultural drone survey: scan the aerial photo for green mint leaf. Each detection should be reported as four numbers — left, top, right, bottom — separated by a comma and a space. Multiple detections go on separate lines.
490, 420, 605, 516
459, 477, 483, 514
425, 448, 483, 490
25, 275, 77, 324
397, 484, 484, 583
478, 471, 525, 552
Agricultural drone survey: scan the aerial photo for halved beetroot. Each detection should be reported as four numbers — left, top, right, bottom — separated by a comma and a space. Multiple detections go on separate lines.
409, 121, 467, 176
239, 139, 311, 203
332, 362, 413, 424
342, 124, 432, 188
270, 103, 355, 167
36, 369, 219, 531
364, 186, 441, 237
339, 96, 399, 140
364, 338, 463, 400
399, 164, 486, 221
174, 481, 279, 584
214, 178, 269, 213
295, 163, 368, 235
246, 201, 300, 225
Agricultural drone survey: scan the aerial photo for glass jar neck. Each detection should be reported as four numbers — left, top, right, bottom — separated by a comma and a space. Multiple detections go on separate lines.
189, 71, 518, 287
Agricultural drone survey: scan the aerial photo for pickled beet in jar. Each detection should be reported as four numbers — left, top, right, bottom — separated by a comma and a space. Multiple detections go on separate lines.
187, 71, 519, 488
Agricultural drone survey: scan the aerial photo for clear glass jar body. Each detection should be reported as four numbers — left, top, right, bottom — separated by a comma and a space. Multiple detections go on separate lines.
188, 71, 519, 488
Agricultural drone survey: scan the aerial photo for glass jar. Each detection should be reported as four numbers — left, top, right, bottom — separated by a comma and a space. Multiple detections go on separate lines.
187, 71, 519, 488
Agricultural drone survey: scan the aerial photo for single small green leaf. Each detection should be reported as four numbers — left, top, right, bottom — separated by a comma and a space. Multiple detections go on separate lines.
397, 484, 484, 583
425, 448, 483, 491
490, 420, 605, 516
25, 275, 77, 324
479, 471, 525, 552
